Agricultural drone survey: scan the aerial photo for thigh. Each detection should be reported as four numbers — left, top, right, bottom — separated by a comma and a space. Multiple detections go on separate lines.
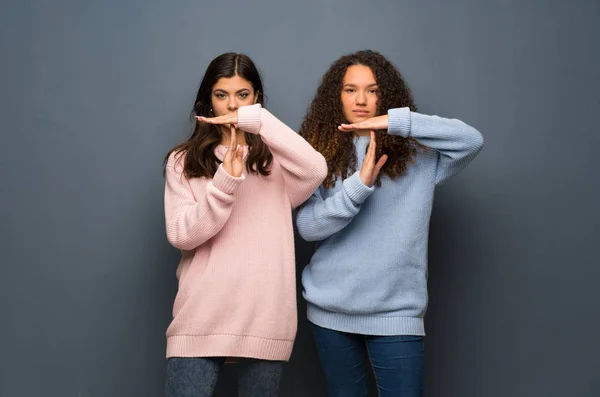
165, 357, 223, 397
366, 335, 424, 397
236, 358, 284, 397
310, 322, 370, 397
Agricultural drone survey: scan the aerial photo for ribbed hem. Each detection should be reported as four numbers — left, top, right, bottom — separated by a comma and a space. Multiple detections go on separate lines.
166, 334, 294, 361
343, 172, 374, 204
307, 303, 425, 336
388, 107, 412, 137
212, 164, 245, 194
237, 104, 262, 135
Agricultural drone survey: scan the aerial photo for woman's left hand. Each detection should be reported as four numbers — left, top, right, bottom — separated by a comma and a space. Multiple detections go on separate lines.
197, 111, 238, 128
338, 115, 388, 132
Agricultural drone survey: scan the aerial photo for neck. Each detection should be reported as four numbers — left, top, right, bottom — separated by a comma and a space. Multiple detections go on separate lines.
354, 129, 371, 137
220, 126, 247, 146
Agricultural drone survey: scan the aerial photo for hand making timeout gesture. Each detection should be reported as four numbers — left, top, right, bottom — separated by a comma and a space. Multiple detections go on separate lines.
338, 114, 389, 133
197, 112, 244, 178
337, 127, 388, 188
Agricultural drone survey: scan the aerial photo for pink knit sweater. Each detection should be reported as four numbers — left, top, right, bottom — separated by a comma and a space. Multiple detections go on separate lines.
163, 104, 327, 361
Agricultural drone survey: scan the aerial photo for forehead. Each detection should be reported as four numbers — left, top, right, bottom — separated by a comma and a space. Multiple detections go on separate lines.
212, 74, 253, 91
343, 65, 377, 85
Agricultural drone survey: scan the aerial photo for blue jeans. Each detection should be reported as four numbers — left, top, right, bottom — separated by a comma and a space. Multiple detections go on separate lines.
165, 357, 284, 397
311, 323, 424, 397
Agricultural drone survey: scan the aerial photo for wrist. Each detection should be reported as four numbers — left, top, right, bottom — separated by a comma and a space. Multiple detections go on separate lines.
359, 171, 372, 187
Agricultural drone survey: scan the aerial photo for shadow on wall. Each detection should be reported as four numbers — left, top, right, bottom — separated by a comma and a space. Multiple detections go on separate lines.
425, 182, 490, 395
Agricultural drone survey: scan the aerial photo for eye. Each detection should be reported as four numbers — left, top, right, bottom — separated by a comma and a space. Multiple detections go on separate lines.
238, 92, 249, 99
215, 93, 226, 99
344, 88, 356, 93
368, 88, 379, 94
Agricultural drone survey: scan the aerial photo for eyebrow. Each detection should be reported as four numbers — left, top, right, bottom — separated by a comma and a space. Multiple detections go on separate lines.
343, 83, 378, 88
213, 88, 252, 94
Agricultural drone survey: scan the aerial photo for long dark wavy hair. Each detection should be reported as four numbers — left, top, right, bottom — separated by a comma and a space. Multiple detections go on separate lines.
300, 50, 421, 188
164, 53, 273, 178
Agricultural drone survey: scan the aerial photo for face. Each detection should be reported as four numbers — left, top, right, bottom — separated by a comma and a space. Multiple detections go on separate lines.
211, 74, 258, 117
341, 64, 379, 123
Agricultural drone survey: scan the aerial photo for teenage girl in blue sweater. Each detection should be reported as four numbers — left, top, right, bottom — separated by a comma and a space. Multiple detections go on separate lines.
297, 50, 484, 397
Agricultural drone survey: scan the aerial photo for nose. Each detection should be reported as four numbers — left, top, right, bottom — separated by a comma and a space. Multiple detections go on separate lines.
356, 90, 367, 106
227, 96, 238, 111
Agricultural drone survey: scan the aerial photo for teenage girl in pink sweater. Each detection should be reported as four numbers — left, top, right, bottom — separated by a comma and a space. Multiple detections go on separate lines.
162, 53, 327, 396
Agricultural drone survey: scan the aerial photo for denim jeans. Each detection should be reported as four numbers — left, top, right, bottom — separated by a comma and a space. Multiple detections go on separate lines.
165, 357, 284, 397
311, 323, 424, 397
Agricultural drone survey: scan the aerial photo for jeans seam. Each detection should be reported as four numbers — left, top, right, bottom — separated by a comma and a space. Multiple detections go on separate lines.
365, 335, 381, 397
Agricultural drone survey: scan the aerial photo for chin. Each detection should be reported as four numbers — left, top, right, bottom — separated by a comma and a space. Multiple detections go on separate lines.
348, 115, 371, 123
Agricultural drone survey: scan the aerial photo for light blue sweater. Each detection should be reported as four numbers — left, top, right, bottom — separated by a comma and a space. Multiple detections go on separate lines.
296, 107, 484, 336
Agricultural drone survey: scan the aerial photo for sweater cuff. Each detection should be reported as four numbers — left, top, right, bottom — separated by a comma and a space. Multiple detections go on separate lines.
212, 164, 245, 194
387, 107, 411, 137
343, 172, 374, 204
237, 104, 262, 135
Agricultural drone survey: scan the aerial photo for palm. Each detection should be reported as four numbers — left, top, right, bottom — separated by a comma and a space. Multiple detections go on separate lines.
197, 111, 238, 128
222, 125, 244, 177
230, 150, 243, 176
359, 131, 388, 187
339, 115, 389, 132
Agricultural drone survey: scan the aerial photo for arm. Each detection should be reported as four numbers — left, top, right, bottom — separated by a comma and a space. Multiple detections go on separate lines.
387, 107, 484, 185
238, 104, 328, 208
164, 153, 244, 250
295, 172, 374, 242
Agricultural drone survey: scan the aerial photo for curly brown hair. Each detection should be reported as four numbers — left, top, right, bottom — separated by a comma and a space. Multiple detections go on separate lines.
300, 50, 420, 188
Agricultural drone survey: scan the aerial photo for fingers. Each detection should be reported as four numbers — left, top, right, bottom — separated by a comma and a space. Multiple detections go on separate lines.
222, 125, 237, 163
197, 115, 220, 124
367, 130, 376, 160
360, 130, 376, 169
355, 130, 388, 187
374, 154, 388, 175
196, 113, 236, 125
225, 125, 237, 158
229, 124, 237, 147
369, 130, 376, 150
370, 131, 387, 175
338, 122, 362, 132
235, 145, 244, 162
339, 115, 388, 131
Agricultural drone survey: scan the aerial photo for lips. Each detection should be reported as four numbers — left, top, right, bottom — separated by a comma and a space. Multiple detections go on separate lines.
353, 110, 370, 116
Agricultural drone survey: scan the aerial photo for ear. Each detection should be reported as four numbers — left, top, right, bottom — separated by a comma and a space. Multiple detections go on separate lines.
253, 91, 259, 104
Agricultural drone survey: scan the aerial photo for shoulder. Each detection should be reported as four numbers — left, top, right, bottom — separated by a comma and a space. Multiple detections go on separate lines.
166, 150, 187, 173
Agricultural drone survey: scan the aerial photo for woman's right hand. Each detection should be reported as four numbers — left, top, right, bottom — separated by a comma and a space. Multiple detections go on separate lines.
222, 124, 244, 177
359, 131, 388, 187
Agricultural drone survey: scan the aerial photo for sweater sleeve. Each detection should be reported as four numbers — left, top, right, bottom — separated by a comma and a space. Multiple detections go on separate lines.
388, 107, 484, 185
295, 171, 374, 242
164, 153, 245, 250
238, 104, 327, 208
